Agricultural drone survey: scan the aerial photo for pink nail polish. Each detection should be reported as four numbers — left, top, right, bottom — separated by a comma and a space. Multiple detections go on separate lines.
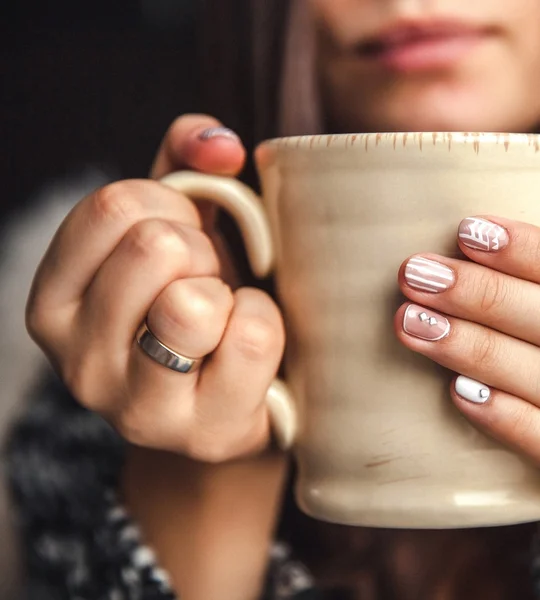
458, 217, 508, 252
403, 304, 450, 341
198, 127, 239, 142
404, 257, 455, 293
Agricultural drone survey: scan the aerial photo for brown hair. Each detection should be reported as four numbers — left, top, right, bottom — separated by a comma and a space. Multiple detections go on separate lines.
197, 3, 538, 598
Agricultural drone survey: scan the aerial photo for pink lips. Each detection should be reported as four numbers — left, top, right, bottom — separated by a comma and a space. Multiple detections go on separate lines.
357, 22, 491, 72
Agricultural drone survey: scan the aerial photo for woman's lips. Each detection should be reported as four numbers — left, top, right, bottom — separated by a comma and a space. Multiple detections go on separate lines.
356, 23, 491, 72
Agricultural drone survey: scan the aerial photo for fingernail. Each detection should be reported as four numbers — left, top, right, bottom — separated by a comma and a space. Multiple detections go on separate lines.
404, 256, 455, 293
403, 304, 450, 341
458, 217, 508, 252
198, 127, 240, 142
455, 375, 491, 404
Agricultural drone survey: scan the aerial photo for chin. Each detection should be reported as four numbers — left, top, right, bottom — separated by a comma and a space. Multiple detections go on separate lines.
360, 90, 540, 134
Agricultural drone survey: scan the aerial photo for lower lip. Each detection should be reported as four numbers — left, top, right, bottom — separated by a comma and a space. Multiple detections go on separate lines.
368, 33, 487, 72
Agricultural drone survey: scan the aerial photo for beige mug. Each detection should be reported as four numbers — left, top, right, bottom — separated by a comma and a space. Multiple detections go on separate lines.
161, 132, 540, 529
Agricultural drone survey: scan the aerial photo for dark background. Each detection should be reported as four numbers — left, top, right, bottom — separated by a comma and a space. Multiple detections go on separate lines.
1, 0, 199, 220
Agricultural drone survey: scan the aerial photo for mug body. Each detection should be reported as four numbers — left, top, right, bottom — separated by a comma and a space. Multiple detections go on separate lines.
256, 132, 540, 527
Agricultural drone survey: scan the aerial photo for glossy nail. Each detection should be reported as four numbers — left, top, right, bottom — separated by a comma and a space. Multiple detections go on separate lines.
404, 256, 455, 293
403, 304, 450, 341
198, 127, 240, 142
458, 217, 508, 252
455, 376, 491, 404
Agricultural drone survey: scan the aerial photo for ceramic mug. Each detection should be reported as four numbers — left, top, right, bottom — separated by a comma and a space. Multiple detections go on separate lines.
161, 132, 540, 528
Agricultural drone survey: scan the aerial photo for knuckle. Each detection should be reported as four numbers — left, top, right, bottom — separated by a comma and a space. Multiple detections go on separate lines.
476, 271, 510, 315
92, 181, 143, 225
185, 437, 233, 463
25, 301, 48, 341
25, 287, 61, 344
126, 220, 191, 266
62, 352, 118, 414
62, 356, 98, 410
470, 329, 501, 372
233, 315, 281, 361
160, 282, 225, 334
115, 405, 156, 448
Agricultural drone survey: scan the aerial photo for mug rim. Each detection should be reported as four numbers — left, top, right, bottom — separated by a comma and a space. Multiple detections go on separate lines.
257, 131, 540, 151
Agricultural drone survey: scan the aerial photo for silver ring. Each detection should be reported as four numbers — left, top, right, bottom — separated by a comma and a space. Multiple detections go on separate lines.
136, 321, 203, 374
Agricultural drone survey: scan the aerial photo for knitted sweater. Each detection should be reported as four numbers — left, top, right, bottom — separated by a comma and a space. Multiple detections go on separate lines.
6, 372, 320, 600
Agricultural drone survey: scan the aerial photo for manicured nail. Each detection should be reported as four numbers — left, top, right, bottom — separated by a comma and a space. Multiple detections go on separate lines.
198, 127, 239, 142
458, 217, 508, 252
403, 304, 450, 341
455, 375, 491, 404
404, 256, 455, 293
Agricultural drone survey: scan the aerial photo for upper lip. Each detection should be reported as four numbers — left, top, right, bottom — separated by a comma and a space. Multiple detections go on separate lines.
355, 20, 490, 55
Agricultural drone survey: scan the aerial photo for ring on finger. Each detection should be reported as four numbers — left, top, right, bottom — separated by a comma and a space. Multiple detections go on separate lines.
136, 320, 204, 374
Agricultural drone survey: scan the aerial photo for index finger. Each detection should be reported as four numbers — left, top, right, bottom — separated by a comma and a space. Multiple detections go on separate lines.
150, 114, 246, 180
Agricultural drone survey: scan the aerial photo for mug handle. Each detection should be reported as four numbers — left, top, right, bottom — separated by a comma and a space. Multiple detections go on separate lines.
160, 171, 297, 449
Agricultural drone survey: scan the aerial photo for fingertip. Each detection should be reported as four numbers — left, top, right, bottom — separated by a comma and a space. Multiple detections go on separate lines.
153, 116, 247, 180
185, 127, 247, 176
450, 375, 492, 415
456, 216, 509, 254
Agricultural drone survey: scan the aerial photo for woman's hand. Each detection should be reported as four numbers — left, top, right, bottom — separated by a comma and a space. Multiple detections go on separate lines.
26, 115, 285, 462
396, 216, 540, 462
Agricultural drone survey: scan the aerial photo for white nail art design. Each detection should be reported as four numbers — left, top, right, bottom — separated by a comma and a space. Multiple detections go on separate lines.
458, 218, 508, 252
404, 257, 455, 293
455, 376, 491, 404
198, 127, 239, 141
